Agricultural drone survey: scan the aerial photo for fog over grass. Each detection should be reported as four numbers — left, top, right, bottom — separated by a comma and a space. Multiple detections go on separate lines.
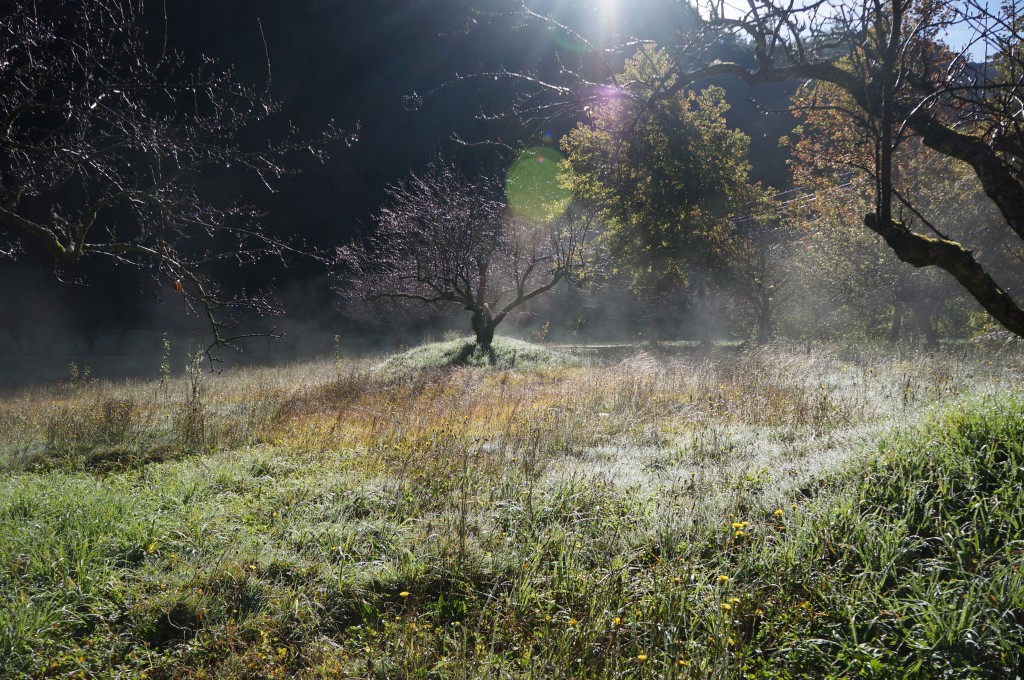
0, 341, 1022, 676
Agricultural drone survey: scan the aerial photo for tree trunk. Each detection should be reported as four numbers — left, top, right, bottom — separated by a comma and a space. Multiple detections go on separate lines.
865, 215, 1024, 339
755, 287, 772, 345
911, 302, 939, 349
755, 318, 769, 345
889, 300, 904, 343
922, 317, 939, 349
471, 308, 497, 347
646, 313, 660, 347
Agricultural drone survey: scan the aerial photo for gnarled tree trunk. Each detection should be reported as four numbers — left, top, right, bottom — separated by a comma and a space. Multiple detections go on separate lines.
471, 308, 498, 347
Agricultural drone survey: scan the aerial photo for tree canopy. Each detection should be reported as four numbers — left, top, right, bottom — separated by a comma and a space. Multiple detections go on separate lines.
561, 46, 776, 338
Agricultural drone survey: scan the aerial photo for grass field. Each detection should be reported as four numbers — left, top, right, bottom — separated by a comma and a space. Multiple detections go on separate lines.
1, 339, 1023, 678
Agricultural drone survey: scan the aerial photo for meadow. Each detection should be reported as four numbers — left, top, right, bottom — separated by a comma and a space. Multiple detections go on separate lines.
1, 338, 1023, 678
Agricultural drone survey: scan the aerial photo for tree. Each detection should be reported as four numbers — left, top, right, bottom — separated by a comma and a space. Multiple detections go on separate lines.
783, 173, 970, 345
722, 216, 799, 343
786, 75, 1013, 345
471, 0, 1024, 338
0, 0, 345, 359
561, 46, 777, 342
338, 157, 595, 347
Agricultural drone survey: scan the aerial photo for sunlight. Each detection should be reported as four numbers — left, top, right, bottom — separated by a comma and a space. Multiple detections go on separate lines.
594, 0, 621, 23
592, 0, 624, 42
538, 0, 624, 51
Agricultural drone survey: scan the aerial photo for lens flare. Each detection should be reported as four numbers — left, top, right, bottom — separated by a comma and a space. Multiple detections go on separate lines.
546, 0, 621, 52
548, 25, 590, 53
505, 147, 572, 223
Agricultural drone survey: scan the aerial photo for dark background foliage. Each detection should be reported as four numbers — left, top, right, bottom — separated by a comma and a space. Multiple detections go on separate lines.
0, 0, 796, 372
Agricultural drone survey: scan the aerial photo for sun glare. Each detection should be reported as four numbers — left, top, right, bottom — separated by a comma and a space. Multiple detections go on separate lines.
593, 0, 624, 36
594, 0, 621, 19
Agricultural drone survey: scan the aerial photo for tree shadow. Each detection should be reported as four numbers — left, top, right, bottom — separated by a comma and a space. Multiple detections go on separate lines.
450, 342, 497, 367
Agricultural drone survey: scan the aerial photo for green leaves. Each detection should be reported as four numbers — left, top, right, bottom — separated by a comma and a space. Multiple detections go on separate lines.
561, 46, 768, 293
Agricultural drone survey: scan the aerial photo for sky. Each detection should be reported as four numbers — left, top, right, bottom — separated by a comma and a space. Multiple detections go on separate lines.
943, 1, 1002, 61
703, 0, 999, 60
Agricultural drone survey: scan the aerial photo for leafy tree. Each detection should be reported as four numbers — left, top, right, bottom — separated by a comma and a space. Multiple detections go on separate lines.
724, 217, 799, 343
0, 0, 345, 358
338, 157, 595, 347
784, 175, 967, 345
787, 72, 1017, 345
561, 46, 776, 342
479, 0, 1024, 338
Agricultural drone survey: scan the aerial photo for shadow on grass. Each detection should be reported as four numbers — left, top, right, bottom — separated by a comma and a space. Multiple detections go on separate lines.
451, 343, 497, 367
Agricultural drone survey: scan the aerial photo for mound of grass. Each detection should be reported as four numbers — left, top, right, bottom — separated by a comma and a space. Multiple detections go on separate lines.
374, 336, 580, 374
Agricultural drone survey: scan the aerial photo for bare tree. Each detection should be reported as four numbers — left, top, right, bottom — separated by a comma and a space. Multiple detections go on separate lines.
338, 157, 596, 347
0, 0, 347, 360
441, 0, 1024, 339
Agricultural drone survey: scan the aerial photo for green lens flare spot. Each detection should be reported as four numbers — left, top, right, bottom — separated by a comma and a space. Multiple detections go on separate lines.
548, 26, 590, 53
505, 147, 571, 223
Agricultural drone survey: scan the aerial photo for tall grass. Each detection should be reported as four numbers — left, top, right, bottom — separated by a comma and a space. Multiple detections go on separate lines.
0, 342, 1020, 677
